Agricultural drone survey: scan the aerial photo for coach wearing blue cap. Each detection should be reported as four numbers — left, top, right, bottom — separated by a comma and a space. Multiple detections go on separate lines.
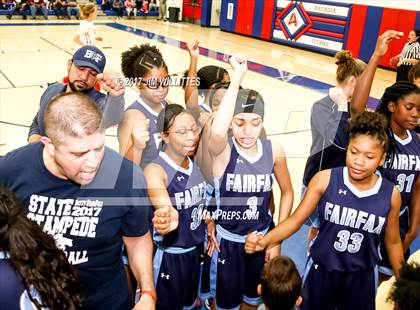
28, 45, 125, 143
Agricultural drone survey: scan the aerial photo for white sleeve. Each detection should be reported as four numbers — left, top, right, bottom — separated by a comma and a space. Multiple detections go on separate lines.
76, 22, 90, 36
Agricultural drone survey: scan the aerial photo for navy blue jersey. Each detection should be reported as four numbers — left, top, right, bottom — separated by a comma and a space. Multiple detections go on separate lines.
153, 152, 207, 248
0, 252, 45, 310
311, 167, 394, 272
126, 96, 168, 167
215, 138, 274, 235
0, 143, 150, 309
382, 130, 420, 236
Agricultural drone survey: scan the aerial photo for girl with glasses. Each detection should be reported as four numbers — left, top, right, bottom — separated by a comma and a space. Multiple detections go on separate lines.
144, 104, 216, 310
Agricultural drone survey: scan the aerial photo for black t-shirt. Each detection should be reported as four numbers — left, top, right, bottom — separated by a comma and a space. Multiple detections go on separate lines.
0, 143, 151, 309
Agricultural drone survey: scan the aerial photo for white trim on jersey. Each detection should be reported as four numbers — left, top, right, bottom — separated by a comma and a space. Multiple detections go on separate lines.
343, 167, 382, 198
393, 130, 412, 146
158, 151, 193, 176
0, 251, 9, 259
231, 137, 263, 164
137, 95, 166, 117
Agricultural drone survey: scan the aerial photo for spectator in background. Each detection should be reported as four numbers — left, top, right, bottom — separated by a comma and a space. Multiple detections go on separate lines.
6, 0, 29, 19
29, 0, 48, 19
157, 0, 166, 21
112, 0, 123, 18
53, 0, 67, 19
124, 0, 136, 19
74, 3, 102, 47
66, 0, 79, 19
101, 0, 110, 10
395, 29, 420, 82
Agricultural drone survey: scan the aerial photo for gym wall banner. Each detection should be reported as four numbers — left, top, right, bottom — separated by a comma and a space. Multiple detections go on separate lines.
272, 0, 352, 54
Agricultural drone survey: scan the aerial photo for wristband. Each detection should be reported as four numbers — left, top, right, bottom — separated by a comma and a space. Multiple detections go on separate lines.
140, 290, 157, 304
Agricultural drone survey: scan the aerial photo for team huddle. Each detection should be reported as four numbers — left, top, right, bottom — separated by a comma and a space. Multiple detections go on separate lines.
0, 28, 419, 310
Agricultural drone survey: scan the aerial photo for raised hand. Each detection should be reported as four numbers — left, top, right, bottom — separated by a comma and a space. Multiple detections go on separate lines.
97, 69, 125, 96
187, 39, 200, 59
152, 206, 179, 235
229, 54, 248, 77
373, 30, 403, 58
132, 119, 150, 150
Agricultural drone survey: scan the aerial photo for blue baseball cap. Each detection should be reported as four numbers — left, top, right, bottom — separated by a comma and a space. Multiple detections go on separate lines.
72, 45, 106, 73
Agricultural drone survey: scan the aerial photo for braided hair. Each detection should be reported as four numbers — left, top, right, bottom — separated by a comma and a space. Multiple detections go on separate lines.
375, 81, 419, 162
121, 43, 168, 80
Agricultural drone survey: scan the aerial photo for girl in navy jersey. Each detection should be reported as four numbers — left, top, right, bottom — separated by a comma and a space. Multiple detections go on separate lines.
183, 39, 230, 113
0, 187, 83, 310
349, 30, 420, 281
143, 104, 214, 310
118, 44, 170, 166
206, 55, 294, 310
245, 111, 404, 310
376, 82, 420, 278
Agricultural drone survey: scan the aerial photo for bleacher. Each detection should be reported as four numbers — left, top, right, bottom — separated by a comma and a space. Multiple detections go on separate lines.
0, 1, 158, 18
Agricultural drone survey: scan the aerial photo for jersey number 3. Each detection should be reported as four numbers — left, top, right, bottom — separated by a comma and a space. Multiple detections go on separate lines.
334, 230, 364, 253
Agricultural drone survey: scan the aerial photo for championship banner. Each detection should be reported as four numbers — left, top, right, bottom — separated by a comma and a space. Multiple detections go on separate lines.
272, 0, 352, 54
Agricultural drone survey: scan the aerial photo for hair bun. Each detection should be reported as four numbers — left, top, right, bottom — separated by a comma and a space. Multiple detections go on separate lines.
335, 50, 354, 65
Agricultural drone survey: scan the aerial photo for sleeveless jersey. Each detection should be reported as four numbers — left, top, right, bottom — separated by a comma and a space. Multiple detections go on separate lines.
153, 152, 207, 248
382, 130, 420, 237
215, 138, 274, 235
126, 96, 168, 167
311, 167, 394, 272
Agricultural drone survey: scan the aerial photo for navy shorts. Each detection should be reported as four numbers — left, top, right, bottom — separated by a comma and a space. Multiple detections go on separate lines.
153, 246, 201, 310
203, 234, 264, 310
301, 258, 376, 310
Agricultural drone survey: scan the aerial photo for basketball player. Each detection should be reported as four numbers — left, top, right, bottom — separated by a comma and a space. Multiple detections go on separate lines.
245, 111, 404, 310
204, 55, 294, 310
350, 30, 419, 281
144, 104, 213, 309
118, 43, 170, 166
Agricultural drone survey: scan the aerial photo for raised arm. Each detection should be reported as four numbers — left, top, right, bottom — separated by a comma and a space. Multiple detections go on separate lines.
184, 39, 200, 110
117, 110, 149, 165
209, 55, 247, 157
96, 69, 125, 128
351, 30, 403, 117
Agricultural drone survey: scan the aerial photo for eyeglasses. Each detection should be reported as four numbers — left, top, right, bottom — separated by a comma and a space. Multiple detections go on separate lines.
167, 127, 201, 136
140, 76, 171, 89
